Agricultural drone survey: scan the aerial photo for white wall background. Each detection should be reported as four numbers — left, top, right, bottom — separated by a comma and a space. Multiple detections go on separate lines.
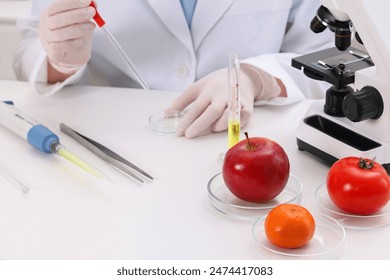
0, 0, 31, 80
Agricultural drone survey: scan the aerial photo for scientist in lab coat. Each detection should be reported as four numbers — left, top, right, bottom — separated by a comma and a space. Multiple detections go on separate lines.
13, 0, 333, 138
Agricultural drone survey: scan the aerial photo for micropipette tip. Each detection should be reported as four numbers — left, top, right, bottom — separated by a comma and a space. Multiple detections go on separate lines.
52, 143, 112, 182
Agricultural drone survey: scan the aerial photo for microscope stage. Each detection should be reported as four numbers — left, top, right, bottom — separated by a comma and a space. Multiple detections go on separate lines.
292, 47, 374, 88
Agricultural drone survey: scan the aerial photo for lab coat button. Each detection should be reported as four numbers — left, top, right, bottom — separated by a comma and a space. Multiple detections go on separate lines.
176, 65, 189, 78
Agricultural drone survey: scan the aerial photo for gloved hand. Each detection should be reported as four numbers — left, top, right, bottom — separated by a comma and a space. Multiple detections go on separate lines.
165, 64, 284, 138
38, 0, 96, 75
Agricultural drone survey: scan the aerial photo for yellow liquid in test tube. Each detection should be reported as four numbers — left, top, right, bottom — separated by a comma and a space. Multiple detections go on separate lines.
227, 53, 241, 148
228, 120, 240, 148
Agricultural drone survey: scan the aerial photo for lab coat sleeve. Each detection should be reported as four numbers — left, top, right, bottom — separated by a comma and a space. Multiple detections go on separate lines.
12, 6, 86, 96
244, 0, 333, 107
242, 53, 306, 107
243, 52, 331, 107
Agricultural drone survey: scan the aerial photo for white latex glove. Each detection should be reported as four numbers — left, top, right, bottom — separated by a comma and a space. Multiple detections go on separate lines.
38, 0, 96, 74
165, 64, 283, 138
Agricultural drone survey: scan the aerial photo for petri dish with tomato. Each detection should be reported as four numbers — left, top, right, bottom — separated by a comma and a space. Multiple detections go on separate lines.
315, 183, 390, 230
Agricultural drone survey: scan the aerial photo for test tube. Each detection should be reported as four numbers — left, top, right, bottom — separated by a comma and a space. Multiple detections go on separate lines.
227, 53, 241, 148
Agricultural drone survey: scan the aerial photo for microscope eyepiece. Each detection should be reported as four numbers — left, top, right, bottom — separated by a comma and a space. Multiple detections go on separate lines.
310, 6, 334, 33
311, 6, 352, 51
310, 15, 328, 33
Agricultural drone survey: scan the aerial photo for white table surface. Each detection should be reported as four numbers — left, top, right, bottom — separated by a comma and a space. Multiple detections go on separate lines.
0, 79, 389, 260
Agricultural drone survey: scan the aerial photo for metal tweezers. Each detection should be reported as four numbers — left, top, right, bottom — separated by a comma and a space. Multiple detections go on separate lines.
59, 123, 153, 183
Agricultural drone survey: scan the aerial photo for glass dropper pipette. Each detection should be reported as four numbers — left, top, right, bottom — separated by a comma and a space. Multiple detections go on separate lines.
90, 3, 189, 134
89, 2, 162, 110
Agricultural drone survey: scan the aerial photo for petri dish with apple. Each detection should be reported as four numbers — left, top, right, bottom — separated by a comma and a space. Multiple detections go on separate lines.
314, 183, 390, 229
251, 212, 346, 260
207, 172, 303, 221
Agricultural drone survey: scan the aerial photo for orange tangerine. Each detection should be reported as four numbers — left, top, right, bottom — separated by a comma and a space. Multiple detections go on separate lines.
264, 204, 315, 249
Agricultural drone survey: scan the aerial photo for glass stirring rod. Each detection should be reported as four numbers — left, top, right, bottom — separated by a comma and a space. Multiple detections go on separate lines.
0, 164, 30, 194
90, 2, 162, 109
0, 101, 109, 181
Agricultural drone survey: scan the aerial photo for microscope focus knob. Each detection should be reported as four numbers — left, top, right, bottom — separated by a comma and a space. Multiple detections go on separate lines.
342, 86, 384, 122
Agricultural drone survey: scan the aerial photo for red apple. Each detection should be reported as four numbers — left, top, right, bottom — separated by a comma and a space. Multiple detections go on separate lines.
222, 133, 290, 203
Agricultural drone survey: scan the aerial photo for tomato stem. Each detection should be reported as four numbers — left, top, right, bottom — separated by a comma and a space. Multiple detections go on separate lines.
358, 157, 376, 170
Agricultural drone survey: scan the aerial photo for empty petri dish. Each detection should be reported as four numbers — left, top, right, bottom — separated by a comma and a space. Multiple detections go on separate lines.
315, 183, 390, 230
148, 110, 185, 134
207, 172, 303, 221
251, 212, 346, 259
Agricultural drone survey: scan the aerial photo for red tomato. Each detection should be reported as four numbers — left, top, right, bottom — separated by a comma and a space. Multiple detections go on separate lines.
326, 156, 390, 215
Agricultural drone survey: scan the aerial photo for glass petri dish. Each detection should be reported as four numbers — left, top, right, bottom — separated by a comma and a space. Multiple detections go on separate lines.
315, 183, 390, 230
207, 173, 302, 221
251, 212, 346, 260
148, 110, 185, 134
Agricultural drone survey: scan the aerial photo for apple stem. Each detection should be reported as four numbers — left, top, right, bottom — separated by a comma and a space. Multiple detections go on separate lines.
244, 132, 255, 150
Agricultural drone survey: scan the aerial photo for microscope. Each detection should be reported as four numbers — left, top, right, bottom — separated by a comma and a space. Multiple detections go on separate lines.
292, 0, 390, 172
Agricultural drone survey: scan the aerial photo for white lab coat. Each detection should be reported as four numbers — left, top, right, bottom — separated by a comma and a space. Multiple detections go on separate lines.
13, 0, 333, 102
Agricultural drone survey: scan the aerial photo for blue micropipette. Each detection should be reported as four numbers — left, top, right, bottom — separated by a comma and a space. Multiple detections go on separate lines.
0, 101, 108, 180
